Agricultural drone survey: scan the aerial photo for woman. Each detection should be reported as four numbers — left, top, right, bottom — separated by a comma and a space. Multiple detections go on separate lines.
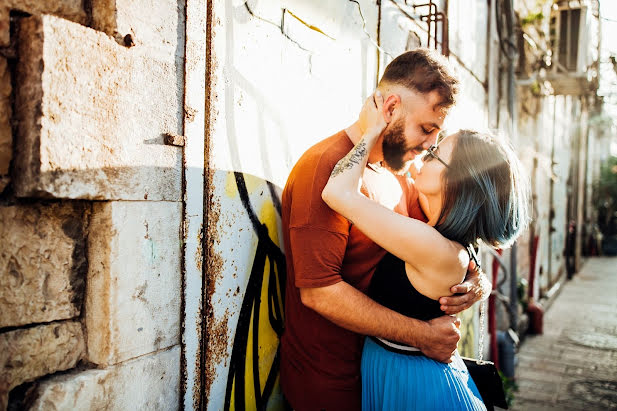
322, 91, 529, 410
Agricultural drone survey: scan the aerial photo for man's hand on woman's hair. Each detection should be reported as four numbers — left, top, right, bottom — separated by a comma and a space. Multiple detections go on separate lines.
438, 260, 492, 315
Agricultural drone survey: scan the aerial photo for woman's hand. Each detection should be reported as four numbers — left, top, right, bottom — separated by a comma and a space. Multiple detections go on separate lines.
359, 90, 388, 138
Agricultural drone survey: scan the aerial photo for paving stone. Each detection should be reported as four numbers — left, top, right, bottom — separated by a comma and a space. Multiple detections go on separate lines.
0, 321, 84, 397
510, 400, 558, 411
0, 202, 89, 328
27, 346, 179, 410
13, 15, 182, 200
516, 368, 564, 383
513, 257, 617, 411
86, 201, 181, 366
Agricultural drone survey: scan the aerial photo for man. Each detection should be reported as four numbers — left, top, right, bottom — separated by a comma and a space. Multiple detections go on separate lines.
279, 48, 491, 410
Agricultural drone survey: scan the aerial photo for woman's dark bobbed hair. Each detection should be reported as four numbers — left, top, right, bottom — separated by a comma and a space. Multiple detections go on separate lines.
435, 130, 530, 249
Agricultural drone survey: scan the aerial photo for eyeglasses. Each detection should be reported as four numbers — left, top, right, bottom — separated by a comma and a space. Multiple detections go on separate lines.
422, 144, 450, 168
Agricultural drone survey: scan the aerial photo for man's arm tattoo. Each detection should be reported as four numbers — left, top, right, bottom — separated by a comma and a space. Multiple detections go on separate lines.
330, 140, 368, 178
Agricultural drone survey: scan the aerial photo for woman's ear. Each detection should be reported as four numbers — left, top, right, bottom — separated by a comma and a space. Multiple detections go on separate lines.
382, 94, 400, 122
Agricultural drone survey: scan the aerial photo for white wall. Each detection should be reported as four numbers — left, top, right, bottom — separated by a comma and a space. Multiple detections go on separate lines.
205, 1, 495, 409
206, 1, 381, 408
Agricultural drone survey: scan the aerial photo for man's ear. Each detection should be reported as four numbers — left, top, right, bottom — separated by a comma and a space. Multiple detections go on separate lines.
383, 94, 400, 122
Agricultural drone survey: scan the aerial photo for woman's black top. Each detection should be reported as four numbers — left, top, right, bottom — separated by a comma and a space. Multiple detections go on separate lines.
368, 252, 444, 322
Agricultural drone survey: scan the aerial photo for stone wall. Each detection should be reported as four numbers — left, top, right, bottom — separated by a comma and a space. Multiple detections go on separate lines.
0, 0, 184, 409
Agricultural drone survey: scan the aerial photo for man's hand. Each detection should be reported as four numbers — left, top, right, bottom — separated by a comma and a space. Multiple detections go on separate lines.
416, 315, 461, 363
438, 260, 491, 315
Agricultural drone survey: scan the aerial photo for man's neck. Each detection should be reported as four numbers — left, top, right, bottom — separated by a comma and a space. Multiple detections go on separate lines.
345, 120, 383, 164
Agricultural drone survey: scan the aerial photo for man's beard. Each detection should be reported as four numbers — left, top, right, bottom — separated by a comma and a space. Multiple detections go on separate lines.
382, 118, 416, 173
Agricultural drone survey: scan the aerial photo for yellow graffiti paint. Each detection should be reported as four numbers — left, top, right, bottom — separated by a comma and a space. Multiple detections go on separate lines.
458, 306, 477, 357
225, 171, 264, 199
229, 254, 284, 410
226, 194, 285, 410
259, 201, 285, 345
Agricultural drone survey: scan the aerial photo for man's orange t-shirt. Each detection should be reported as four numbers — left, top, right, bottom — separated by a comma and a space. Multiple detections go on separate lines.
280, 131, 427, 410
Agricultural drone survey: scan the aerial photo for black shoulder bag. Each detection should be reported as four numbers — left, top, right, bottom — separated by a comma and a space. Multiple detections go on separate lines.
462, 246, 509, 410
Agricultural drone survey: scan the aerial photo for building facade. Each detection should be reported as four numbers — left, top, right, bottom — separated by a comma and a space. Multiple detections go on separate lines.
0, 0, 603, 409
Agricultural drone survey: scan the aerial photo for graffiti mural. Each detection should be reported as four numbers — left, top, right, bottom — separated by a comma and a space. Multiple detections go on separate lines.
209, 172, 286, 411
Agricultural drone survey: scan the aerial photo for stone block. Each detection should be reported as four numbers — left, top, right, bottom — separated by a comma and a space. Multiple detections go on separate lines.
0, 6, 8, 48
3, 0, 86, 25
0, 202, 89, 328
27, 346, 180, 410
0, 321, 85, 394
0, 56, 10, 192
13, 15, 182, 200
86, 201, 181, 366
91, 0, 185, 53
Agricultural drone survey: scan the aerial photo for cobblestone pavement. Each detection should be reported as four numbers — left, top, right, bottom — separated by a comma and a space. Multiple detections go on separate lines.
512, 257, 617, 410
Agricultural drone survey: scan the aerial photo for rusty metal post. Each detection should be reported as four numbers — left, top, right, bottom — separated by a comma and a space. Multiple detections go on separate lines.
182, 0, 209, 408
412, 1, 449, 56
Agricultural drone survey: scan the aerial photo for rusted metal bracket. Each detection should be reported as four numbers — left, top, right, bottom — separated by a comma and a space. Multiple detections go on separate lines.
406, 1, 449, 56
164, 132, 186, 147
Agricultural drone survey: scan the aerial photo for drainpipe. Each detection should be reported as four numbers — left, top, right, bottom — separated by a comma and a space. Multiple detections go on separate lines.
490, 250, 502, 368
182, 0, 209, 408
376, 0, 382, 86
503, 0, 519, 334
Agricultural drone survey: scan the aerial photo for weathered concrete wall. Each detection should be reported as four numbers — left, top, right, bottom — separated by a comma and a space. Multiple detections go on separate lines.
513, 0, 600, 301
517, 92, 585, 296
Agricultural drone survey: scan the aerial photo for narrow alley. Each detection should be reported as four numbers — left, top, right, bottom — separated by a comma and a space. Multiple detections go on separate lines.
512, 257, 617, 410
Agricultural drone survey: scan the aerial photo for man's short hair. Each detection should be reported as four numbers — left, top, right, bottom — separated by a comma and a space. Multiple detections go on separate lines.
379, 48, 459, 109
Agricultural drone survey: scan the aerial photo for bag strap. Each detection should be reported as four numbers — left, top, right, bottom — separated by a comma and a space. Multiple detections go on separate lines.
466, 244, 486, 362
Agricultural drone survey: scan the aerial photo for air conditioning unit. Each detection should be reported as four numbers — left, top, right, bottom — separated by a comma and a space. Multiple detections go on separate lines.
548, 0, 598, 94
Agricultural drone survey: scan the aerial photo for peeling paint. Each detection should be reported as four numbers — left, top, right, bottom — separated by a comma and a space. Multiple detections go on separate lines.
203, 167, 223, 405
203, 171, 286, 410
195, 224, 203, 272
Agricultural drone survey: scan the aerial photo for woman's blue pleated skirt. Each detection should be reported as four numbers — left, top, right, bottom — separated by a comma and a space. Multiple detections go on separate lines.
361, 337, 486, 411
